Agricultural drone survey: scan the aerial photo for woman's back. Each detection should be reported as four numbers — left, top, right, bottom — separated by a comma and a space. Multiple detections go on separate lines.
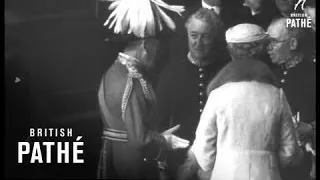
214, 81, 280, 151
210, 81, 281, 180
191, 81, 299, 180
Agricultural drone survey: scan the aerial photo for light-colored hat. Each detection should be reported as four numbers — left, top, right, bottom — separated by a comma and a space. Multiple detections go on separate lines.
225, 23, 268, 43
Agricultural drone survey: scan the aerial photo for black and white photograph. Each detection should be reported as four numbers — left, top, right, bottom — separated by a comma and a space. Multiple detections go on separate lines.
5, 0, 316, 179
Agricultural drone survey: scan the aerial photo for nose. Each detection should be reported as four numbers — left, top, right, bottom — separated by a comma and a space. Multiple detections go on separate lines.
266, 43, 273, 51
193, 36, 202, 47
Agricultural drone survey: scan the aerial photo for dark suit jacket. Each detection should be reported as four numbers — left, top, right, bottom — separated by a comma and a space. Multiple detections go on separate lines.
272, 54, 316, 180
273, 55, 316, 124
155, 52, 229, 179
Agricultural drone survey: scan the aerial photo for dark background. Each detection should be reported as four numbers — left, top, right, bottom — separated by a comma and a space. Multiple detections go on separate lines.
4, 0, 183, 178
4, 0, 196, 178
5, 0, 120, 178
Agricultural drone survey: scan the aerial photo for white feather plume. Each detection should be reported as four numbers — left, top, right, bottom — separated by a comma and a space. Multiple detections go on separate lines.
103, 0, 185, 38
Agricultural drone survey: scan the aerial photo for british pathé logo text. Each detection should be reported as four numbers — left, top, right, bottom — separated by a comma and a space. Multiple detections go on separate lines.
18, 128, 84, 164
286, 0, 312, 28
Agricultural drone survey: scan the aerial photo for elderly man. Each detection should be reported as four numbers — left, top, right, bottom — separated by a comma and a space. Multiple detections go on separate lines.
267, 17, 316, 180
97, 39, 191, 179
97, 1, 191, 179
166, 0, 227, 67
156, 8, 229, 180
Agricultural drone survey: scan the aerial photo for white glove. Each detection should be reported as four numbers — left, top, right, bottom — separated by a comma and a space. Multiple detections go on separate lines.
305, 142, 316, 156
161, 125, 190, 150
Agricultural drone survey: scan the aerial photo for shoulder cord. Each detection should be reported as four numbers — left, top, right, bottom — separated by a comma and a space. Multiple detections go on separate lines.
118, 52, 154, 121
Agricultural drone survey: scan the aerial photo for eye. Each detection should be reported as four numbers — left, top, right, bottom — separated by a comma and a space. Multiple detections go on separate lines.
190, 34, 198, 39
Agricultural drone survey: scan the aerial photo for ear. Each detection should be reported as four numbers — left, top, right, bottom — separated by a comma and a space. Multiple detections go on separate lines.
289, 37, 298, 50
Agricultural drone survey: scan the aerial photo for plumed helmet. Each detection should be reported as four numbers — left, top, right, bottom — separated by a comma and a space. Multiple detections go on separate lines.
103, 0, 185, 38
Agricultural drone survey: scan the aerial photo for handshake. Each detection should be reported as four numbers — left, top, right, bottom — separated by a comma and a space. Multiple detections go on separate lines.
161, 125, 190, 150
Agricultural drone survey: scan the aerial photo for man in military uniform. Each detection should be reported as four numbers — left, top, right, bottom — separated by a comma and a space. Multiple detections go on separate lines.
97, 1, 190, 179
267, 17, 316, 180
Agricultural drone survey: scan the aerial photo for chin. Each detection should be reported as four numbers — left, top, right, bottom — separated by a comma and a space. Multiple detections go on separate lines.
191, 52, 204, 59
271, 59, 279, 65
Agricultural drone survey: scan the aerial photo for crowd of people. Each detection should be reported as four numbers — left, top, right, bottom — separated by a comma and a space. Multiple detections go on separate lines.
97, 0, 316, 179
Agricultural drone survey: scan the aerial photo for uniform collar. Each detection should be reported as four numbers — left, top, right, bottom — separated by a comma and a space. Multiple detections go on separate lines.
280, 54, 304, 71
118, 52, 143, 78
187, 52, 212, 67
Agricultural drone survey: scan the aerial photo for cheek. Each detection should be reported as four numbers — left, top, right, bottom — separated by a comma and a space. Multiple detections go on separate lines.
272, 45, 281, 53
267, 43, 273, 51
202, 39, 213, 48
277, 44, 290, 58
188, 38, 196, 46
